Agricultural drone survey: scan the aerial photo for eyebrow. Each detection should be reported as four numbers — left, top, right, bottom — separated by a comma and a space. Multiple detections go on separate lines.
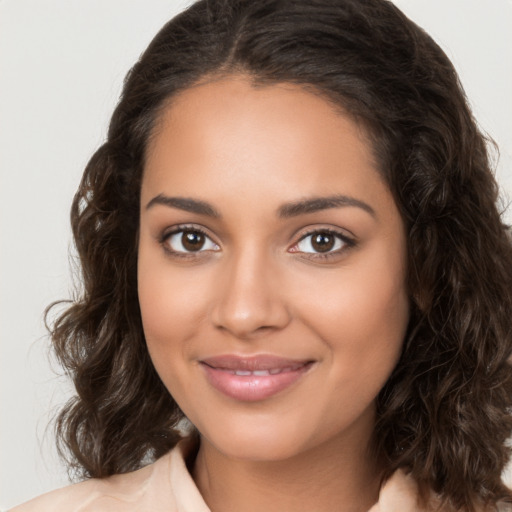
145, 194, 221, 217
145, 193, 375, 219
278, 195, 376, 218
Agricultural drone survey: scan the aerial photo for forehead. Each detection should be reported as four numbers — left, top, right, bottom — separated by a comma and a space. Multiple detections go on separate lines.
148, 76, 374, 161
142, 75, 391, 216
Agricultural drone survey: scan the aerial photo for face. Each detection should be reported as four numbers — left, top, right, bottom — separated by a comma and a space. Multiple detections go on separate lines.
138, 76, 409, 462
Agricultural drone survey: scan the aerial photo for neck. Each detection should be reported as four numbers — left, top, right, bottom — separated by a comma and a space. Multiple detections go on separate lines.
192, 422, 381, 512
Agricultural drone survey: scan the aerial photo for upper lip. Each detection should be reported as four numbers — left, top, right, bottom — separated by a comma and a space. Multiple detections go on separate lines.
200, 355, 313, 371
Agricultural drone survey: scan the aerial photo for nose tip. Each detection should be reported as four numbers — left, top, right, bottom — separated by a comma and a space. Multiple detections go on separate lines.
210, 260, 291, 339
214, 310, 280, 339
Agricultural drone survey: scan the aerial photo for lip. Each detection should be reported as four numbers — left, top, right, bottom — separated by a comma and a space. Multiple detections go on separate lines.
199, 355, 315, 402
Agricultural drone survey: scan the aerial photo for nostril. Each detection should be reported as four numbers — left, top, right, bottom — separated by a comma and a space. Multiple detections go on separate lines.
210, 269, 292, 337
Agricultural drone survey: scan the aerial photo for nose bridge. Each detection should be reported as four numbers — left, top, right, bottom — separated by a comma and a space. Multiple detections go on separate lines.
211, 243, 290, 337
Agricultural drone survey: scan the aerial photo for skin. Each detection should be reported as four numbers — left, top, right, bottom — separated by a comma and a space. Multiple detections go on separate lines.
138, 76, 409, 512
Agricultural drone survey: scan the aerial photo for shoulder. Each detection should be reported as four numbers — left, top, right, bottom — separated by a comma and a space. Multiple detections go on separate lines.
370, 470, 512, 512
9, 449, 178, 512
368, 469, 424, 512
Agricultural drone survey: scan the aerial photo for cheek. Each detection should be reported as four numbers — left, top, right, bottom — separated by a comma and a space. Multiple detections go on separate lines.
294, 250, 409, 385
137, 244, 208, 372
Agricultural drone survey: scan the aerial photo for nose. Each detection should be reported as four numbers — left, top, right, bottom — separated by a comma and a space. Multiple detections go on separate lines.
210, 248, 291, 339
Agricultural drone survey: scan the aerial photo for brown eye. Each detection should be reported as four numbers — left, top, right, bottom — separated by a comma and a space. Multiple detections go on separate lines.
165, 229, 219, 253
294, 230, 348, 255
311, 233, 335, 252
182, 231, 205, 251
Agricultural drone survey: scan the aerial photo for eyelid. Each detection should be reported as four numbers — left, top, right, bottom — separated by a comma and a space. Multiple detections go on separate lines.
157, 223, 355, 259
288, 226, 357, 258
159, 223, 220, 255
293, 225, 356, 244
159, 223, 212, 242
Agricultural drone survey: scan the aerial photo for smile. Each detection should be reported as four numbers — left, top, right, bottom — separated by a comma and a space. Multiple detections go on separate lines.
199, 355, 315, 402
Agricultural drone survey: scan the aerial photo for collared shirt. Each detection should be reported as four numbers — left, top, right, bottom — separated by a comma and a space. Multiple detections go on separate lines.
9, 440, 498, 512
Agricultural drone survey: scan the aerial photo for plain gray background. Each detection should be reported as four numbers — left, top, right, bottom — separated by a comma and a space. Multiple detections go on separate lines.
1, 0, 511, 509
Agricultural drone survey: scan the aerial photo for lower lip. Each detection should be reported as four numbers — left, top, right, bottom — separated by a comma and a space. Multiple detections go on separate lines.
200, 362, 313, 402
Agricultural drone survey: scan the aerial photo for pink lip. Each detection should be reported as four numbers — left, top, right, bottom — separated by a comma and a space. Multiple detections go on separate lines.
199, 355, 314, 402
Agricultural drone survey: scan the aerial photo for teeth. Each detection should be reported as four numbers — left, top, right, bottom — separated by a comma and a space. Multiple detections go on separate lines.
229, 366, 306, 376
215, 362, 310, 376
234, 369, 270, 376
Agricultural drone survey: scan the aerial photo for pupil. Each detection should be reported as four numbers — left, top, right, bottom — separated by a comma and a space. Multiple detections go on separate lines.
182, 231, 205, 251
312, 233, 334, 252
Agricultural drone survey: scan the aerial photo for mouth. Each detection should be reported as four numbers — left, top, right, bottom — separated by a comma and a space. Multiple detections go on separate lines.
199, 355, 315, 402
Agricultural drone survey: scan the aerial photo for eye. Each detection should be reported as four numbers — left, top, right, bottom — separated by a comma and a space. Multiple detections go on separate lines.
163, 228, 219, 254
291, 229, 354, 255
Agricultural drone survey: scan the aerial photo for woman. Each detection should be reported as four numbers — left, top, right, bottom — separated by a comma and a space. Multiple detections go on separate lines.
11, 0, 512, 510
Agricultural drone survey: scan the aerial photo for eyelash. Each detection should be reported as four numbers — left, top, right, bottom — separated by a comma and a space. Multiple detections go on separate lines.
159, 224, 356, 260
159, 224, 217, 259
291, 228, 356, 261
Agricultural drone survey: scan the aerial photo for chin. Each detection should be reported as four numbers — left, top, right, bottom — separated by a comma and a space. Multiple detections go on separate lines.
193, 410, 326, 463
210, 431, 306, 462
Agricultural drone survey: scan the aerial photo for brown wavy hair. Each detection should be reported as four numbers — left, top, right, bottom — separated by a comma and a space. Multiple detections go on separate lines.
48, 0, 512, 509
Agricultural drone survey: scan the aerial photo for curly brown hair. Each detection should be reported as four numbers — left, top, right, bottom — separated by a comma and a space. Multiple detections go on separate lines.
48, 0, 512, 509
